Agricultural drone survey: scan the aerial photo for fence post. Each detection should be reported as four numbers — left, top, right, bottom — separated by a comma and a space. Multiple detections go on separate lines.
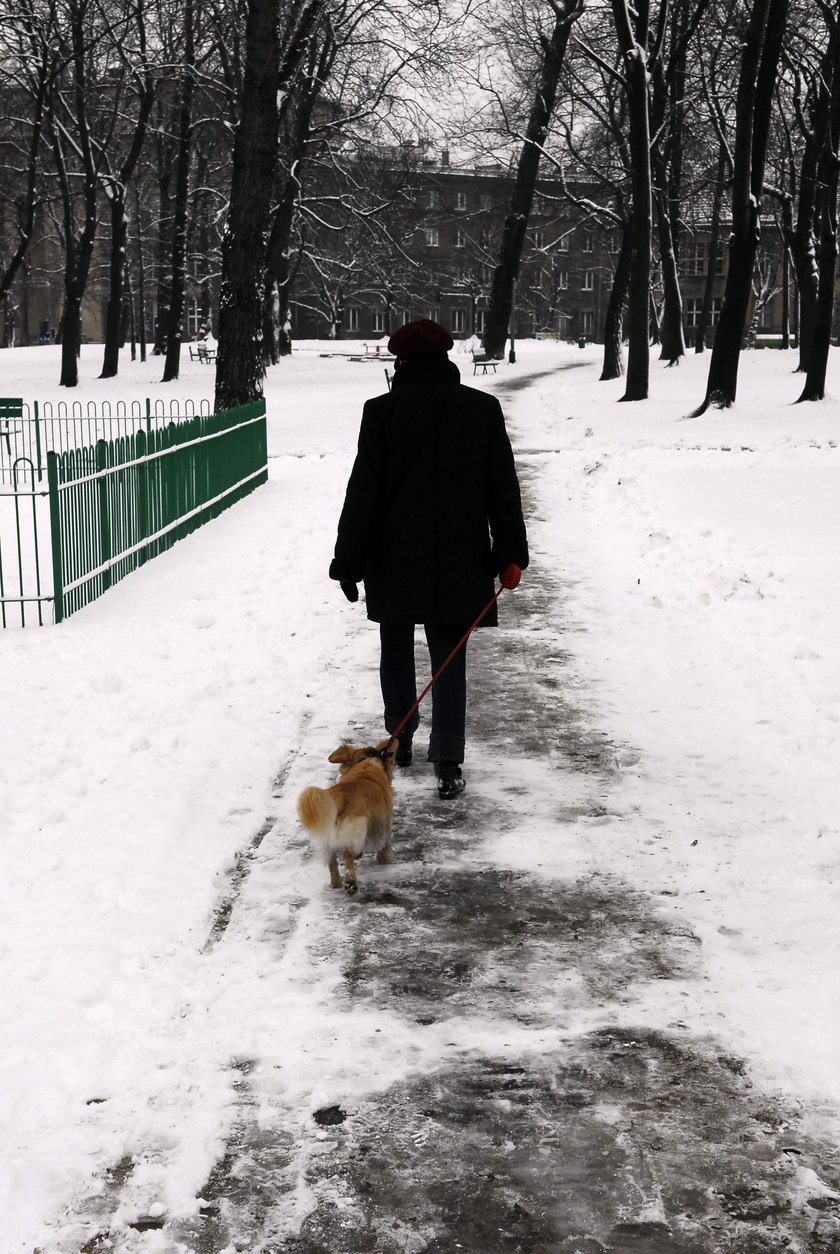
136, 429, 148, 565
97, 439, 112, 593
46, 451, 64, 624
33, 400, 44, 481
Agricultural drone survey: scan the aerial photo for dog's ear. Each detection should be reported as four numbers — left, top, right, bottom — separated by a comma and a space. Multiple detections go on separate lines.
375, 737, 395, 756
328, 745, 355, 765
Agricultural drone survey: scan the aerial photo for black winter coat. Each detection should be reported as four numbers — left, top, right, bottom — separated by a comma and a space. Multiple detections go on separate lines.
329, 358, 529, 626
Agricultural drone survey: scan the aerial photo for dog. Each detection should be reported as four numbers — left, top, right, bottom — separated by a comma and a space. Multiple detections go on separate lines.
297, 739, 397, 893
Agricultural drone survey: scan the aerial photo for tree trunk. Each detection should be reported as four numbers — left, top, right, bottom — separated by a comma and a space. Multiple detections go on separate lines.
0, 57, 50, 309
100, 196, 128, 378
135, 183, 148, 363
264, 178, 300, 363
699, 0, 788, 411
798, 19, 840, 401
152, 140, 173, 356
790, 195, 815, 362
650, 2, 689, 367
600, 224, 631, 380
162, 0, 195, 383
215, 0, 326, 410
655, 176, 686, 363
57, 167, 98, 388
263, 28, 336, 363
621, 40, 652, 400
483, 0, 582, 359
781, 236, 791, 350
214, 0, 282, 408
215, 0, 284, 406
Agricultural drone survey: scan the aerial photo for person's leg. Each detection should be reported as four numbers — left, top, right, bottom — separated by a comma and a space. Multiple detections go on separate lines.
424, 623, 468, 766
379, 623, 420, 755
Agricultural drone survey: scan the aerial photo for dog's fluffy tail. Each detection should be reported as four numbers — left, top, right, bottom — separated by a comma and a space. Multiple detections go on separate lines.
297, 786, 337, 838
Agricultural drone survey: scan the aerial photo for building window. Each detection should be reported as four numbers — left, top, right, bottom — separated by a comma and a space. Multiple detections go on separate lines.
533, 230, 544, 250
712, 242, 725, 275
476, 309, 486, 334
428, 190, 440, 209
557, 269, 568, 290
582, 232, 594, 253
451, 308, 468, 333
428, 306, 440, 323
425, 228, 439, 247
480, 193, 493, 210
371, 308, 386, 334
683, 242, 706, 276
456, 191, 467, 211
187, 298, 201, 337
582, 270, 594, 291
455, 228, 465, 248
581, 310, 594, 335
345, 306, 360, 332
686, 297, 723, 328
557, 232, 570, 253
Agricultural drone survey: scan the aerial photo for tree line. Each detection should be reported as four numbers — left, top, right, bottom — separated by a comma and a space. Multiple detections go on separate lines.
0, 0, 838, 409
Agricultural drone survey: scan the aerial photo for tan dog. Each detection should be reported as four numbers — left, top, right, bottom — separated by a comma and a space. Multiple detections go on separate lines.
297, 739, 397, 893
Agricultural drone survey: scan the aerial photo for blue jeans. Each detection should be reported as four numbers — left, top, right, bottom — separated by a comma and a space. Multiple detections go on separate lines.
379, 623, 468, 764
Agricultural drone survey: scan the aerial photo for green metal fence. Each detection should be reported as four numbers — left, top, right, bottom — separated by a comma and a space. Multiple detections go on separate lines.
0, 458, 50, 627
1, 399, 267, 626
0, 396, 212, 484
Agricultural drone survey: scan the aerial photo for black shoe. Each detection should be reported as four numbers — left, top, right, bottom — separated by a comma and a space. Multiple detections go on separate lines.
435, 761, 465, 800
394, 737, 413, 768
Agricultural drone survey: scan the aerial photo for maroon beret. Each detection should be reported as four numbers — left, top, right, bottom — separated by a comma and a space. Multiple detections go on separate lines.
388, 318, 454, 358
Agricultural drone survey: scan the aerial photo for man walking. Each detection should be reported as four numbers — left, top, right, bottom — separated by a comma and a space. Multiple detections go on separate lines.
330, 319, 528, 799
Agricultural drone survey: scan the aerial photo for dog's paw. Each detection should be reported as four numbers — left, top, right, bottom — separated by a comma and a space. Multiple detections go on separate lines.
376, 846, 394, 864
343, 877, 359, 895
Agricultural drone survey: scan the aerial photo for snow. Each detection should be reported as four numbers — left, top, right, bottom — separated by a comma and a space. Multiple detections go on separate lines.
0, 339, 838, 1248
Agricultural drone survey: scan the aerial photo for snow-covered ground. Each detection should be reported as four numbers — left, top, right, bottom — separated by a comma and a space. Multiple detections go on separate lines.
0, 339, 837, 1249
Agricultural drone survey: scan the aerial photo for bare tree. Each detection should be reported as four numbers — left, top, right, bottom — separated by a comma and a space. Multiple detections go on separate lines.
481, 0, 586, 360
695, 0, 789, 413
796, 0, 840, 401
47, 0, 110, 386
160, 0, 195, 382
0, 2, 59, 335
608, 0, 652, 400
215, 0, 328, 410
98, 0, 156, 378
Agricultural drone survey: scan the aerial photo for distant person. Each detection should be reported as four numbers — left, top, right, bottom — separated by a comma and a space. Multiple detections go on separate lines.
330, 318, 529, 799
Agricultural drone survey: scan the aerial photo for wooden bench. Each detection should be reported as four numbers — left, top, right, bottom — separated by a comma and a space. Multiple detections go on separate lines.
0, 397, 23, 457
472, 351, 497, 375
189, 342, 216, 363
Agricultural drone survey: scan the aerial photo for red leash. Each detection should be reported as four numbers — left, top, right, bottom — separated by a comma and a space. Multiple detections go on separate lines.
379, 565, 521, 757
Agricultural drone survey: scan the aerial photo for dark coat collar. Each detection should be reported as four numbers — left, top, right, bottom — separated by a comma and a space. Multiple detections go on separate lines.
392, 357, 461, 387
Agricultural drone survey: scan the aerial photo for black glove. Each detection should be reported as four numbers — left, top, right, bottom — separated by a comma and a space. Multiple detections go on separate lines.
340, 581, 359, 603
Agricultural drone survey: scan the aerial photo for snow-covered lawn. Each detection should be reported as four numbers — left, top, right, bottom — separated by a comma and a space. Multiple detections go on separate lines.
0, 339, 837, 1248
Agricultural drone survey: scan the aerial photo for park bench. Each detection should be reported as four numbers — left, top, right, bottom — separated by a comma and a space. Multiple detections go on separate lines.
0, 397, 23, 457
471, 350, 497, 375
189, 342, 216, 363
